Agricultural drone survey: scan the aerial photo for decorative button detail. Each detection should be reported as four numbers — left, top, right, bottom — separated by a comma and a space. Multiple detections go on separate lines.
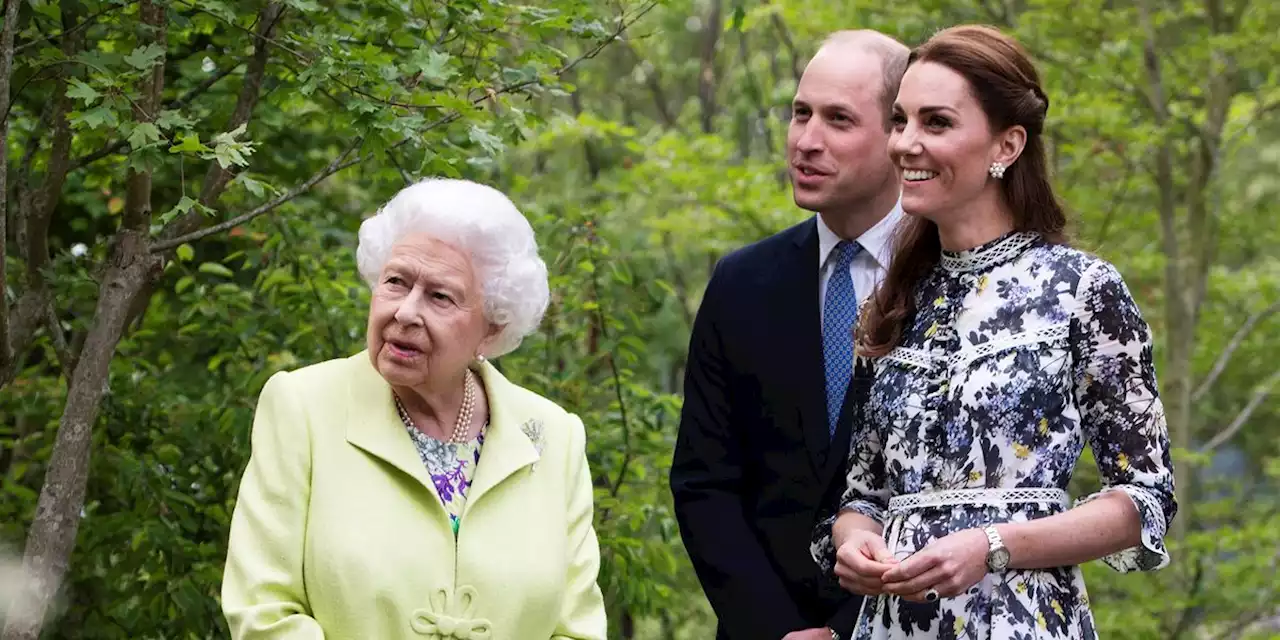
410, 586, 492, 639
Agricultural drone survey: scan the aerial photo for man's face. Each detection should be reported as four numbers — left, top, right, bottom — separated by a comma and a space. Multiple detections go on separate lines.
786, 47, 898, 215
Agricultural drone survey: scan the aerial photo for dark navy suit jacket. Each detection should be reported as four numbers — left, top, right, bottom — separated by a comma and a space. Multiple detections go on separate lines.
670, 218, 865, 639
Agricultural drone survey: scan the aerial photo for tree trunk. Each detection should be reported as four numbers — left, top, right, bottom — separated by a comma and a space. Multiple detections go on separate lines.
0, 0, 21, 372
1, 233, 158, 640
1165, 318, 1194, 540
2, 3, 165, 636
619, 610, 636, 639
696, 0, 722, 134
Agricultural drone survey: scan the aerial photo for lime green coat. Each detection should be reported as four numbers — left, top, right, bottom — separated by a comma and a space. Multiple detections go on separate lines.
221, 352, 607, 639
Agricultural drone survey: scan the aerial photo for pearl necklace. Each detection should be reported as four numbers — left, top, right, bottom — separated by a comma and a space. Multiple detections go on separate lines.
394, 369, 477, 444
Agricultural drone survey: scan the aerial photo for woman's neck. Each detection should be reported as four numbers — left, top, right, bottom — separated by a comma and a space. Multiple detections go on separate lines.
394, 369, 482, 440
934, 191, 1016, 252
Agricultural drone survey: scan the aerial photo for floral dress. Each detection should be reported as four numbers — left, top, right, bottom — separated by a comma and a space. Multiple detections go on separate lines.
810, 231, 1177, 639
405, 424, 486, 536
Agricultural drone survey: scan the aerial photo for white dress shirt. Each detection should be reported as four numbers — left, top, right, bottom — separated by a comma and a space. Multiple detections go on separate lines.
816, 200, 905, 324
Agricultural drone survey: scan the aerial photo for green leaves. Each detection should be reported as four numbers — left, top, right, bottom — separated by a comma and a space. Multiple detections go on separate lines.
414, 50, 457, 87
71, 106, 118, 130
67, 79, 101, 105
126, 123, 163, 149
123, 43, 166, 71
209, 124, 256, 169
283, 0, 321, 11
166, 125, 255, 169
197, 262, 234, 278
169, 133, 211, 155
155, 110, 196, 131
468, 124, 505, 156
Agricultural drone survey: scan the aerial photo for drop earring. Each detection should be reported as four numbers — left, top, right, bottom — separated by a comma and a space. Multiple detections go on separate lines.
989, 162, 1006, 179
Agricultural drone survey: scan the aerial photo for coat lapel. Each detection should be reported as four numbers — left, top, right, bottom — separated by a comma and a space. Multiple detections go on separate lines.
775, 220, 831, 476
343, 354, 441, 501
466, 362, 541, 507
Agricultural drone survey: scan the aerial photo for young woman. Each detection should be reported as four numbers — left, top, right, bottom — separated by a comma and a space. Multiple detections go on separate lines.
811, 25, 1176, 639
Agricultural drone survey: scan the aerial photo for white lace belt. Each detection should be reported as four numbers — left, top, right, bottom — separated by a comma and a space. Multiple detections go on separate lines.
859, 487, 1071, 623
887, 487, 1069, 515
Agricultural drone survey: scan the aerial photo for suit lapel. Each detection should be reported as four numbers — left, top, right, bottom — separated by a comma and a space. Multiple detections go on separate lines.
465, 362, 541, 508
775, 220, 831, 476
342, 357, 540, 513
343, 355, 441, 503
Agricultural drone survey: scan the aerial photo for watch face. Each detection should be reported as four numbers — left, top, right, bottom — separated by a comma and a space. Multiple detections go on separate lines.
990, 547, 1011, 570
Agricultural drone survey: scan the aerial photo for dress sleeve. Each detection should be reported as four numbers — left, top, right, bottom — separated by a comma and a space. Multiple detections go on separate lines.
221, 372, 326, 638
551, 414, 607, 639
1070, 260, 1177, 572
810, 359, 890, 574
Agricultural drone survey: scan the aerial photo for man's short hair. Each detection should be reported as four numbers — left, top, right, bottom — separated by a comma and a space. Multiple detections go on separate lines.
818, 30, 910, 130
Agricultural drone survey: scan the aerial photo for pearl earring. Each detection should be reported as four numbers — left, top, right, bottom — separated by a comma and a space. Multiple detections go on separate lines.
989, 162, 1006, 179
475, 354, 486, 364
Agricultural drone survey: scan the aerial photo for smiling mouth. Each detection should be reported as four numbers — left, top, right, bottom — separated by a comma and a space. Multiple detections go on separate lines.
903, 169, 938, 182
796, 165, 825, 177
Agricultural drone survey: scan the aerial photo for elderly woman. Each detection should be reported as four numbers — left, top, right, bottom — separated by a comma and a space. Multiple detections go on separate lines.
221, 178, 607, 639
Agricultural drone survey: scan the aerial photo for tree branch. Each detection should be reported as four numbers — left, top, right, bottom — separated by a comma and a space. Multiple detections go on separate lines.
1193, 300, 1280, 401
0, 288, 48, 388
385, 149, 412, 185
661, 233, 694, 329
1, 233, 159, 640
152, 3, 653, 255
620, 41, 679, 130
13, 0, 136, 54
1089, 155, 1137, 249
43, 302, 75, 378
496, 1, 658, 98
770, 13, 803, 84
71, 62, 242, 170
1, 0, 23, 373
197, 3, 285, 207
120, 0, 165, 232
695, 0, 722, 134
1199, 368, 1280, 452
1135, 0, 1178, 286
25, 0, 84, 291
150, 137, 366, 252
12, 102, 51, 243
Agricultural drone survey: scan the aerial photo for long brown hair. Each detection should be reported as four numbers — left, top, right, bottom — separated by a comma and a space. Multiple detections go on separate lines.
858, 25, 1068, 357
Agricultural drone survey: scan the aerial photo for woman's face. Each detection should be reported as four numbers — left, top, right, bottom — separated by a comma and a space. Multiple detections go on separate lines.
887, 61, 1015, 222
366, 234, 498, 390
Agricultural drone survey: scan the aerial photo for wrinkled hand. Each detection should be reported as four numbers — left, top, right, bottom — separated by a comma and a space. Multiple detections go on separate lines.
881, 528, 989, 602
781, 627, 833, 640
833, 529, 898, 596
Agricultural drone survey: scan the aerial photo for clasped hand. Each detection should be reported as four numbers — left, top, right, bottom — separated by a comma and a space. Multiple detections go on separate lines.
833, 528, 989, 602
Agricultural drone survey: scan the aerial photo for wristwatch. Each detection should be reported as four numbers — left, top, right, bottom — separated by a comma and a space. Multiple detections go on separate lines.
983, 525, 1010, 573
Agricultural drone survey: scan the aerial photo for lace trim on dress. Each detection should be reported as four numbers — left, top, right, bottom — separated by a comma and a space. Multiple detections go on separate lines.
951, 322, 1069, 370
940, 231, 1040, 273
883, 322, 1069, 372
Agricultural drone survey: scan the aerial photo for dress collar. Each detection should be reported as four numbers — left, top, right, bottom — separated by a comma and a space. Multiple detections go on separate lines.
939, 231, 1040, 274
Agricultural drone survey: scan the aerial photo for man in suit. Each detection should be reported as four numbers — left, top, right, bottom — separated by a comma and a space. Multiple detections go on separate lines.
670, 30, 910, 640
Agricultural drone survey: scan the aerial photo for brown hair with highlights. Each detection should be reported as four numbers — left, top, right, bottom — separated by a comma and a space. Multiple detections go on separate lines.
858, 25, 1068, 357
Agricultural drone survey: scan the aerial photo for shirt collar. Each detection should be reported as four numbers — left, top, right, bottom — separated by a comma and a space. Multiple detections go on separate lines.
816, 198, 905, 271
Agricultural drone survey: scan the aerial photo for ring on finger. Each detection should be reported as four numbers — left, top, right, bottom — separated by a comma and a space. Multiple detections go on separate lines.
924, 588, 939, 603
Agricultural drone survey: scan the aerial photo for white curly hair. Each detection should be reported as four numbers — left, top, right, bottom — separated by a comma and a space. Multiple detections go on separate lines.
356, 178, 550, 359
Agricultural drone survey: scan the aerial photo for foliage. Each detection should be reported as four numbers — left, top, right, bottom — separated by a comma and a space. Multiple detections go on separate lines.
2, 0, 1278, 638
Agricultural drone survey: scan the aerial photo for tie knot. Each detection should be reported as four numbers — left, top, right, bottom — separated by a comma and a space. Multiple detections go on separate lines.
834, 241, 862, 268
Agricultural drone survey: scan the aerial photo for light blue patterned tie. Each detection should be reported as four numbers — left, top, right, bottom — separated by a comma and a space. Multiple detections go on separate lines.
823, 241, 862, 438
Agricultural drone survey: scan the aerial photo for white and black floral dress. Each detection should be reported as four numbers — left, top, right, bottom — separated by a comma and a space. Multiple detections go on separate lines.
811, 231, 1177, 639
